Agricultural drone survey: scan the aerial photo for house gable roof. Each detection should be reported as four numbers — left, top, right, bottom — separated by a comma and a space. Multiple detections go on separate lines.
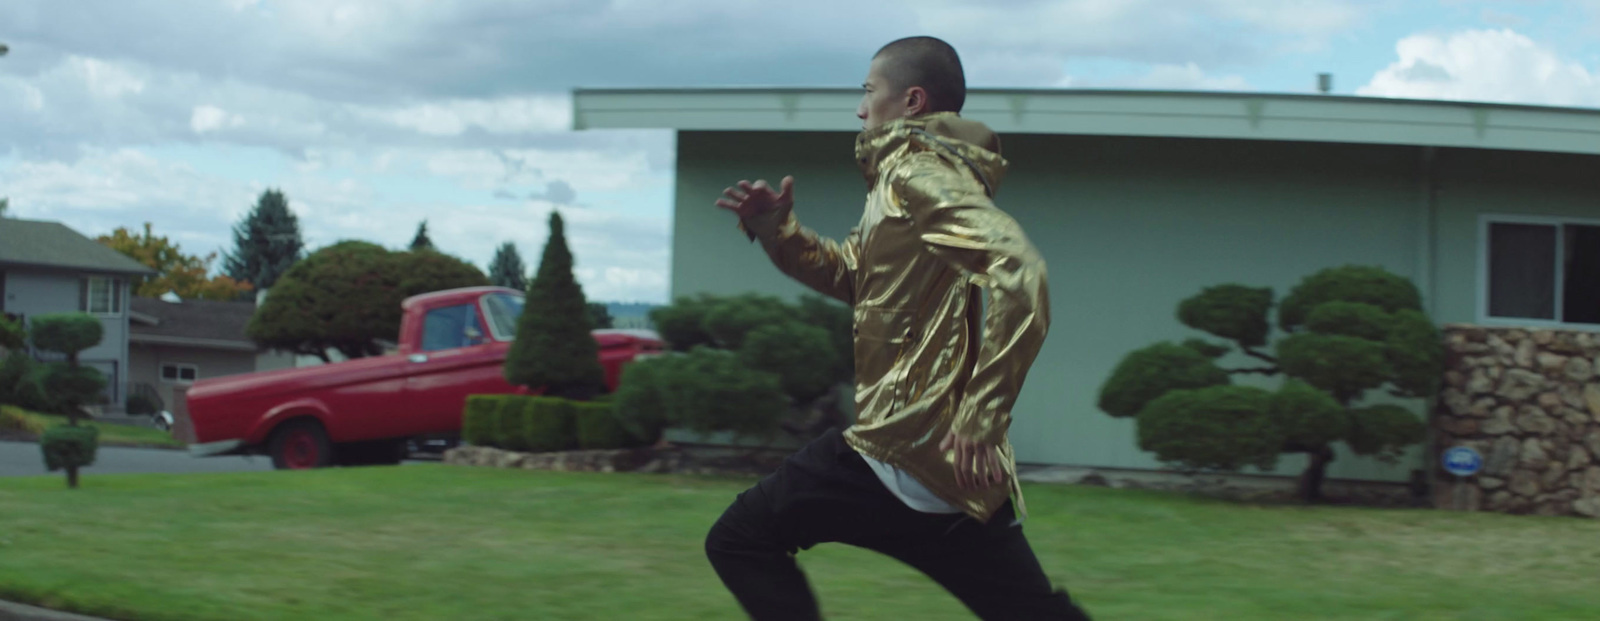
0, 219, 157, 275
129, 296, 259, 351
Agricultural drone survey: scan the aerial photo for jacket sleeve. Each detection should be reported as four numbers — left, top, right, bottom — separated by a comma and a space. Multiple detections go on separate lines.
888, 152, 1050, 445
737, 206, 860, 305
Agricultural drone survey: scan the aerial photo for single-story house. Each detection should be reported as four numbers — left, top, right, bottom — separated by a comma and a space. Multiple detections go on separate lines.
0, 217, 156, 406
571, 87, 1600, 486
128, 294, 296, 413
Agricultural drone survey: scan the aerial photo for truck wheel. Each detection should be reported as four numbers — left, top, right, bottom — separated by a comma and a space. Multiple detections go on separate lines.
269, 420, 332, 470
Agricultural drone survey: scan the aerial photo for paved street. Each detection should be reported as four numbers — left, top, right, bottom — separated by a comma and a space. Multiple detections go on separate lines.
0, 440, 277, 477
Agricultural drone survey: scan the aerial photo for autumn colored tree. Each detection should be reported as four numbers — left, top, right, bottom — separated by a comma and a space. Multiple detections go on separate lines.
98, 223, 252, 301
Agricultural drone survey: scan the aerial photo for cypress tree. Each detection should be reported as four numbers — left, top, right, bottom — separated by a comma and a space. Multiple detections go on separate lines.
223, 189, 305, 293
503, 211, 606, 399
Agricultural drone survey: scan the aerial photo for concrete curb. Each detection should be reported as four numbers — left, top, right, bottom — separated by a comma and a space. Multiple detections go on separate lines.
0, 599, 114, 621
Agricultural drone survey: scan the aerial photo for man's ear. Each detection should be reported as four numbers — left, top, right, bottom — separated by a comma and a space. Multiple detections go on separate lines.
905, 86, 929, 115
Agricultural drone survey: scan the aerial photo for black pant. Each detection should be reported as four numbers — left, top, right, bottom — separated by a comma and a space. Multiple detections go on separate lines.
704, 427, 1092, 620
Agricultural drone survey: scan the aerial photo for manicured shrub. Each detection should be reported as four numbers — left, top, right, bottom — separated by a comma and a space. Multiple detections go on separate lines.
1136, 385, 1280, 472
525, 397, 577, 453
612, 358, 670, 446
29, 314, 103, 362
738, 321, 838, 404
461, 395, 505, 446
41, 424, 99, 489
1177, 284, 1273, 348
660, 348, 786, 441
1098, 342, 1230, 419
575, 401, 633, 450
1099, 265, 1443, 502
496, 395, 533, 452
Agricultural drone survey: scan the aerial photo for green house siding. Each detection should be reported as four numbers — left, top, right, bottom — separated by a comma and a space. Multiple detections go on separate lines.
671, 129, 1600, 483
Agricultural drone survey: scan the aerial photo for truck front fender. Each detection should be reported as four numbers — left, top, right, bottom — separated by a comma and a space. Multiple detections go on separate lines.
246, 399, 333, 445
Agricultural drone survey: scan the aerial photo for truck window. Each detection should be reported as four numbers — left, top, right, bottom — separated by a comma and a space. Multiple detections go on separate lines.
482, 292, 523, 340
421, 304, 483, 351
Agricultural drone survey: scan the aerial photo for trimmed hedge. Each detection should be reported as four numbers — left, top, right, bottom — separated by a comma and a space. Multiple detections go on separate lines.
525, 397, 577, 453
496, 396, 533, 452
575, 401, 633, 450
461, 395, 505, 446
461, 393, 641, 452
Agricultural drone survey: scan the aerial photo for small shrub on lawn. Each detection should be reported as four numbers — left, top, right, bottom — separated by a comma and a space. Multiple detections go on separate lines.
495, 396, 533, 452
40, 424, 99, 489
461, 395, 505, 446
525, 397, 577, 453
575, 401, 634, 450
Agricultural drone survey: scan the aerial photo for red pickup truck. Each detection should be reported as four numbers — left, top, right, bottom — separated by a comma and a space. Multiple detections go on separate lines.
179, 286, 663, 469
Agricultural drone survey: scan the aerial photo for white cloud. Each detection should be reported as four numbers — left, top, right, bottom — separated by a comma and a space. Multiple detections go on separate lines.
1357, 29, 1600, 107
355, 96, 571, 137
72, 56, 146, 99
190, 105, 245, 133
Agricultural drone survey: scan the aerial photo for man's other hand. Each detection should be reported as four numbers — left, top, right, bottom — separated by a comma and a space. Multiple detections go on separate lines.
716, 176, 794, 219
940, 430, 1005, 491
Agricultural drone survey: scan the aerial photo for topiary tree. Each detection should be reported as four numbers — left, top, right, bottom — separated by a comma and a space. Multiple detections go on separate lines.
29, 313, 108, 489
636, 292, 854, 443
503, 211, 606, 400
1098, 265, 1440, 502
248, 241, 488, 361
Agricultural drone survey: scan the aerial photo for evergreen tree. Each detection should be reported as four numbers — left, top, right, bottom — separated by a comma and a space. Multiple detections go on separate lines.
587, 302, 614, 329
487, 241, 528, 291
410, 220, 435, 252
223, 189, 305, 294
503, 211, 605, 400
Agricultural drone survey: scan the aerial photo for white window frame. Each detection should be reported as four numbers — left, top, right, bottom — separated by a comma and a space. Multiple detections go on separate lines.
160, 363, 199, 385
83, 276, 121, 317
1476, 213, 1600, 332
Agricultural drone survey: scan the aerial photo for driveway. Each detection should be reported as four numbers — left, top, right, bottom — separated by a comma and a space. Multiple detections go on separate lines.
0, 440, 277, 477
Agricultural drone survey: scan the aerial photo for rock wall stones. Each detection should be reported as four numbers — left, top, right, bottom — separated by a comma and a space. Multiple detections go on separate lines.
1433, 325, 1600, 518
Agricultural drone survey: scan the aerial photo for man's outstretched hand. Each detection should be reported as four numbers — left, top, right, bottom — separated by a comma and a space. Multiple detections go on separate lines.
716, 176, 794, 219
940, 431, 1006, 491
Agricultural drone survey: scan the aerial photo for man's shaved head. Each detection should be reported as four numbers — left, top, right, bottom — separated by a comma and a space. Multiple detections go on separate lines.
872, 36, 966, 113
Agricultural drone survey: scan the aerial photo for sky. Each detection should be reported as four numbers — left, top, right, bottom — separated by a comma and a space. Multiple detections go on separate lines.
2, 0, 1599, 304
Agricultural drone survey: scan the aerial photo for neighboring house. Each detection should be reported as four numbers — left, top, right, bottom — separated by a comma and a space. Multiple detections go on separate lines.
0, 218, 156, 407
128, 294, 296, 412
572, 87, 1600, 486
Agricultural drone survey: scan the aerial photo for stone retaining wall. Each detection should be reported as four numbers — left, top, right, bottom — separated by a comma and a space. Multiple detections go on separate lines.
1432, 324, 1600, 517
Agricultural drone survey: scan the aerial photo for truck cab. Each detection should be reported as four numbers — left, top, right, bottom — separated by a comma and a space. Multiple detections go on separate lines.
180, 287, 662, 469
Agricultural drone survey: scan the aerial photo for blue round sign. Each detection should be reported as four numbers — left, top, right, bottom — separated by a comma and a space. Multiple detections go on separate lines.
1442, 446, 1483, 477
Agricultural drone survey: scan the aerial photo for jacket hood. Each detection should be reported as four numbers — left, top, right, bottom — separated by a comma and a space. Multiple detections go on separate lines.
854, 111, 1008, 196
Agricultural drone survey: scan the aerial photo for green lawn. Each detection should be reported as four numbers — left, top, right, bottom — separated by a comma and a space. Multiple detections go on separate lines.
2, 406, 183, 449
1, 466, 1598, 621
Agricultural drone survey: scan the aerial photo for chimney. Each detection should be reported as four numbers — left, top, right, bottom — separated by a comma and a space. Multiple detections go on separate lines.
1317, 73, 1333, 94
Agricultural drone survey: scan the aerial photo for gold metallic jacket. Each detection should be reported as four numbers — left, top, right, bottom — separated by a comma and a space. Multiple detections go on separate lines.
737, 112, 1050, 523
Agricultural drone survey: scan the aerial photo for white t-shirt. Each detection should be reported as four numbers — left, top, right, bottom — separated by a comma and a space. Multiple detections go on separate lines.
858, 452, 1025, 526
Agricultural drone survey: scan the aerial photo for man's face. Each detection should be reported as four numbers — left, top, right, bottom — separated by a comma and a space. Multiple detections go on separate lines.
857, 55, 916, 131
